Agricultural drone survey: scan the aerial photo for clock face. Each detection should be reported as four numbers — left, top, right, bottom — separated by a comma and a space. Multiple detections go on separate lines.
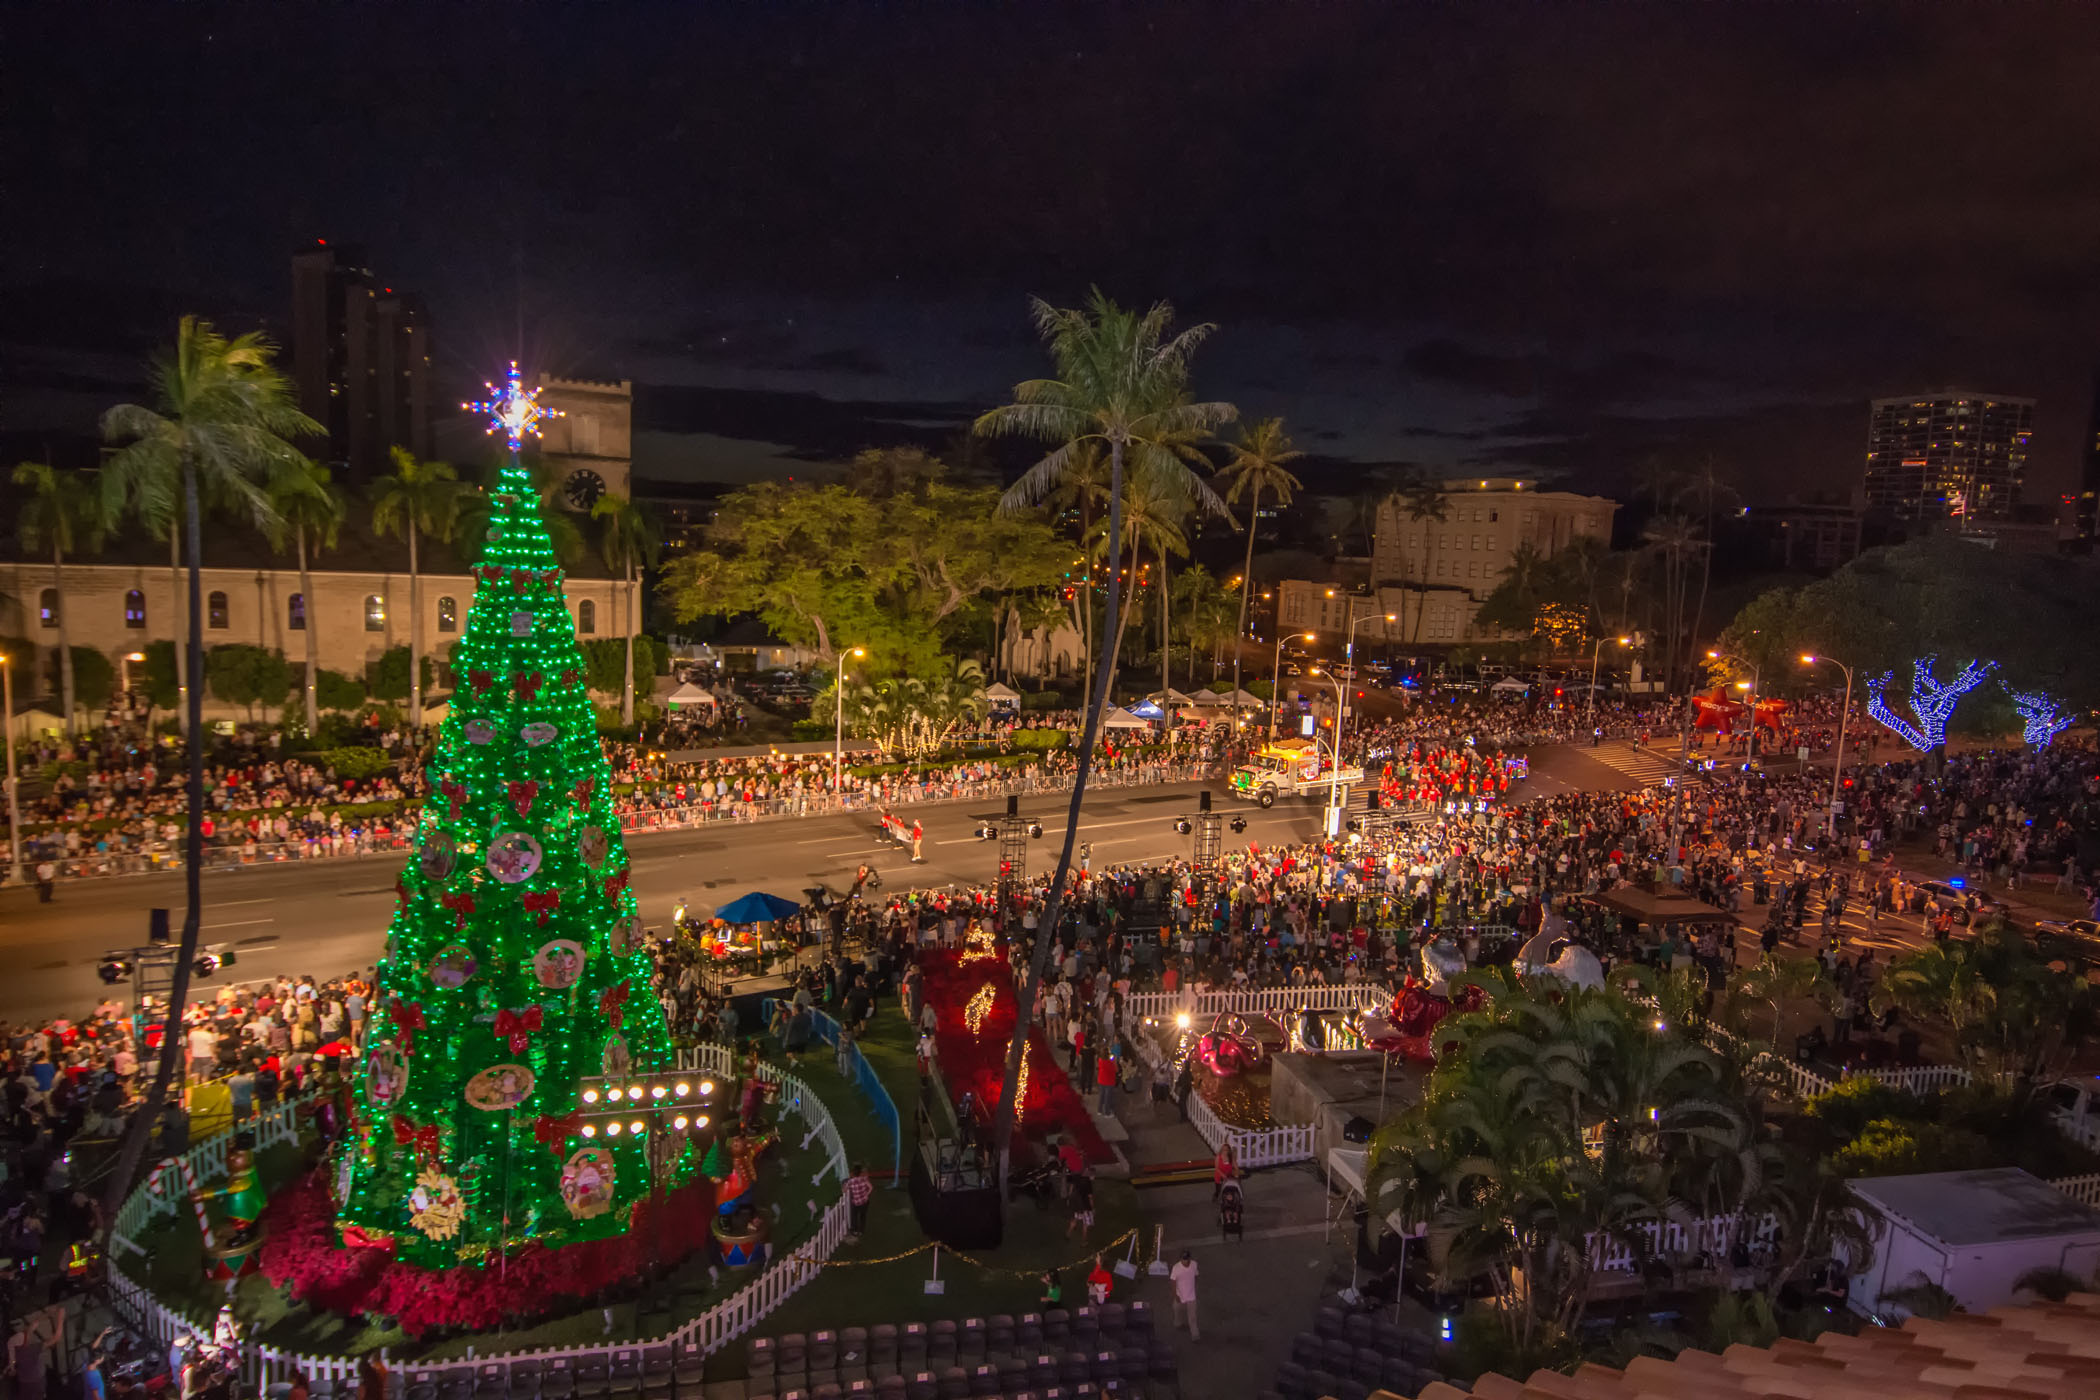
562, 468, 606, 511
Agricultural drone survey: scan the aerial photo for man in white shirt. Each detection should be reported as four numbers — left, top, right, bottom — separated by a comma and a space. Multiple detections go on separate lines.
1168, 1250, 1200, 1339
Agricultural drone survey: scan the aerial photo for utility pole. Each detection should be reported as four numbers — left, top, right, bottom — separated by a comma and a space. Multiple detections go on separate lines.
2, 652, 20, 886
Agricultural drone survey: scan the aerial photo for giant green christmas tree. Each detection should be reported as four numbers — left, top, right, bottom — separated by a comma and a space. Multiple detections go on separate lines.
337, 366, 687, 1268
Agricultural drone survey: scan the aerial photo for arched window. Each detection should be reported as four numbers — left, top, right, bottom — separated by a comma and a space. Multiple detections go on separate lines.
578, 599, 596, 635
437, 596, 458, 633
364, 594, 386, 632
207, 591, 229, 629
123, 590, 146, 629
37, 588, 58, 628
288, 593, 306, 631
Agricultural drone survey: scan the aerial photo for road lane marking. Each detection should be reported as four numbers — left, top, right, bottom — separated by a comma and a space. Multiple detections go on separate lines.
214, 898, 273, 907
204, 918, 276, 929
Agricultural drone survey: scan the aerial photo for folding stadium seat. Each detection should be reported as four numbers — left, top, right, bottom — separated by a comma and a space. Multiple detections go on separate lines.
1315, 1308, 1345, 1340
405, 1369, 439, 1400
904, 1373, 937, 1400
968, 1362, 1000, 1396
934, 1366, 969, 1400
1290, 1334, 1321, 1368
1124, 1301, 1153, 1337
1042, 1309, 1070, 1347
539, 1361, 575, 1400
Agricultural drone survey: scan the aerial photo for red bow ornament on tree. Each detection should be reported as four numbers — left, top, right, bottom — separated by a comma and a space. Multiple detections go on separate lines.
508, 780, 540, 820
512, 671, 545, 704
439, 891, 477, 929
571, 778, 595, 813
468, 669, 496, 696
599, 980, 631, 1032
440, 778, 470, 819
532, 1110, 584, 1157
391, 1113, 443, 1167
604, 868, 631, 902
494, 1005, 544, 1053
389, 998, 427, 1053
559, 668, 582, 688
521, 888, 562, 926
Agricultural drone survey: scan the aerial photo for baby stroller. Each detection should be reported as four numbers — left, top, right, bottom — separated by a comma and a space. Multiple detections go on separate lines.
1217, 1177, 1244, 1242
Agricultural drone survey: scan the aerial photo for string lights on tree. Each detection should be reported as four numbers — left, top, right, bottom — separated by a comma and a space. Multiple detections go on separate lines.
2005, 686, 2075, 747
337, 367, 687, 1268
1863, 655, 1996, 752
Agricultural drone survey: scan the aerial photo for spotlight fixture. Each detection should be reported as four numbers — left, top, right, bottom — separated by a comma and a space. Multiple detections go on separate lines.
1028, 821, 1043, 839
1174, 817, 1192, 835
1230, 815, 1247, 834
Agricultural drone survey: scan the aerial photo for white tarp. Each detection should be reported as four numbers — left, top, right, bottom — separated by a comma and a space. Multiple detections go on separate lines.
666, 682, 718, 710
1099, 705, 1151, 729
981, 682, 1023, 707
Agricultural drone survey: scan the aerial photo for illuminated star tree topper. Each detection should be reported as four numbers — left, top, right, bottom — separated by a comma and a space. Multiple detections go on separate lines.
464, 362, 562, 451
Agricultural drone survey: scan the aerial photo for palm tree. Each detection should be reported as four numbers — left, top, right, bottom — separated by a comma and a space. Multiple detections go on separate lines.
265, 458, 344, 735
1217, 418, 1304, 723
1724, 954, 1832, 1056
99, 316, 316, 1228
369, 447, 462, 730
1088, 473, 1191, 704
591, 492, 661, 726
972, 290, 1236, 1184
1676, 456, 1738, 662
1400, 475, 1449, 642
12, 462, 108, 731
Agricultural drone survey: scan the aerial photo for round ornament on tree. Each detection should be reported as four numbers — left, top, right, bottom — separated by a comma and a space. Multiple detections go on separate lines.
559, 1147, 617, 1220
533, 940, 586, 990
420, 831, 457, 881
428, 945, 477, 989
465, 1063, 537, 1112
365, 1045, 410, 1105
486, 832, 543, 883
522, 721, 559, 748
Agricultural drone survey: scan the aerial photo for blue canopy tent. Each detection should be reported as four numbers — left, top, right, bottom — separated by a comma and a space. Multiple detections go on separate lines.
715, 890, 804, 924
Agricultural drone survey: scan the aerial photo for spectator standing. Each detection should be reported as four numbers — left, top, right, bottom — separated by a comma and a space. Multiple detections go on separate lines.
1169, 1250, 1201, 1339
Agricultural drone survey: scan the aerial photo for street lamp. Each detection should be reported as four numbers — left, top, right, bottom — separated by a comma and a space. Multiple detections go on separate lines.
1585, 635, 1632, 738
1801, 653, 1855, 837
1268, 631, 1317, 740
1308, 667, 1349, 838
1341, 609, 1396, 744
1707, 650, 1761, 760
0, 650, 18, 886
832, 648, 865, 792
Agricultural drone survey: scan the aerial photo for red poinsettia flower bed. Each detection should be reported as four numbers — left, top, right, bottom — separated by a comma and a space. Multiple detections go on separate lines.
258, 1172, 717, 1337
916, 950, 1113, 1165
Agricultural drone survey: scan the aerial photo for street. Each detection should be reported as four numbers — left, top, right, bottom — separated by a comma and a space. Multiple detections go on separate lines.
0, 747, 1628, 1021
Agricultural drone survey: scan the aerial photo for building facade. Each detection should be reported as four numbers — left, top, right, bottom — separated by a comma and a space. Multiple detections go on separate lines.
1743, 499, 1864, 573
1281, 478, 1617, 645
0, 562, 628, 710
2073, 376, 2100, 552
1863, 390, 2033, 523
535, 376, 633, 512
290, 242, 434, 481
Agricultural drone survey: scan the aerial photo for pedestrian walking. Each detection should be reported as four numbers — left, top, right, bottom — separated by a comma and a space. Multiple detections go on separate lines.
845, 1163, 874, 1239
910, 819, 924, 863
1169, 1250, 1201, 1339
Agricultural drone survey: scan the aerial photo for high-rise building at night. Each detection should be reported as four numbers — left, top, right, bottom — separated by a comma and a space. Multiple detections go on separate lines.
2072, 376, 2100, 552
1862, 390, 2032, 522
290, 241, 433, 480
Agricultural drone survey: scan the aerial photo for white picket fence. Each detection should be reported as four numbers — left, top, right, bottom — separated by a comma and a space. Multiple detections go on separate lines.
1124, 981, 1391, 1026
1185, 1087, 1317, 1169
1586, 1211, 1779, 1274
104, 1056, 852, 1387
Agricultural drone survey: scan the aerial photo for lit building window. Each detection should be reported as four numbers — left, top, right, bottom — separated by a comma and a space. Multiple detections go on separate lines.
37, 588, 58, 628
579, 599, 596, 635
438, 596, 458, 632
288, 593, 306, 631
364, 595, 386, 632
124, 590, 146, 629
207, 591, 229, 630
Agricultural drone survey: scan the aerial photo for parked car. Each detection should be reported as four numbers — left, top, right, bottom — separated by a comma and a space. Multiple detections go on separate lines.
1487, 678, 1531, 697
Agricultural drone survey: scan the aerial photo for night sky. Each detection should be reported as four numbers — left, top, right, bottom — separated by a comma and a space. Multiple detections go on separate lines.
10, 3, 2100, 504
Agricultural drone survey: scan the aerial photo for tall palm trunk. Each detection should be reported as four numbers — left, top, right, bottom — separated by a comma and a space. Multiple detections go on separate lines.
992, 438, 1124, 1184
104, 459, 208, 1228
407, 526, 422, 728
621, 563, 637, 727
1100, 535, 1144, 707
170, 531, 186, 736
1230, 485, 1261, 729
53, 543, 74, 732
1158, 542, 1171, 701
298, 525, 319, 734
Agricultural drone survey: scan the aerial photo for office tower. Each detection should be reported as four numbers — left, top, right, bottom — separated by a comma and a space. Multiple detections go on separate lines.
290, 241, 433, 479
1862, 390, 2032, 522
2072, 376, 2100, 551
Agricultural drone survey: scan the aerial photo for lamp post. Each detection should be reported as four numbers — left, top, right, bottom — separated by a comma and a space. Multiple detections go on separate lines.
1584, 635, 1632, 739
1707, 650, 1761, 760
1801, 654, 1855, 838
832, 647, 865, 792
1339, 606, 1396, 746
1268, 631, 1317, 740
1, 651, 19, 886
1309, 667, 1348, 838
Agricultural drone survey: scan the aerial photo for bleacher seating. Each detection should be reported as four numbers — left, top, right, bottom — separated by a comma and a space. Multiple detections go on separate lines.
1265, 1307, 1455, 1400
745, 1305, 1177, 1400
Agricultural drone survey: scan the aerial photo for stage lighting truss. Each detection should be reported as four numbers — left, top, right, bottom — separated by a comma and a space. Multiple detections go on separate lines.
575, 1071, 718, 1136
